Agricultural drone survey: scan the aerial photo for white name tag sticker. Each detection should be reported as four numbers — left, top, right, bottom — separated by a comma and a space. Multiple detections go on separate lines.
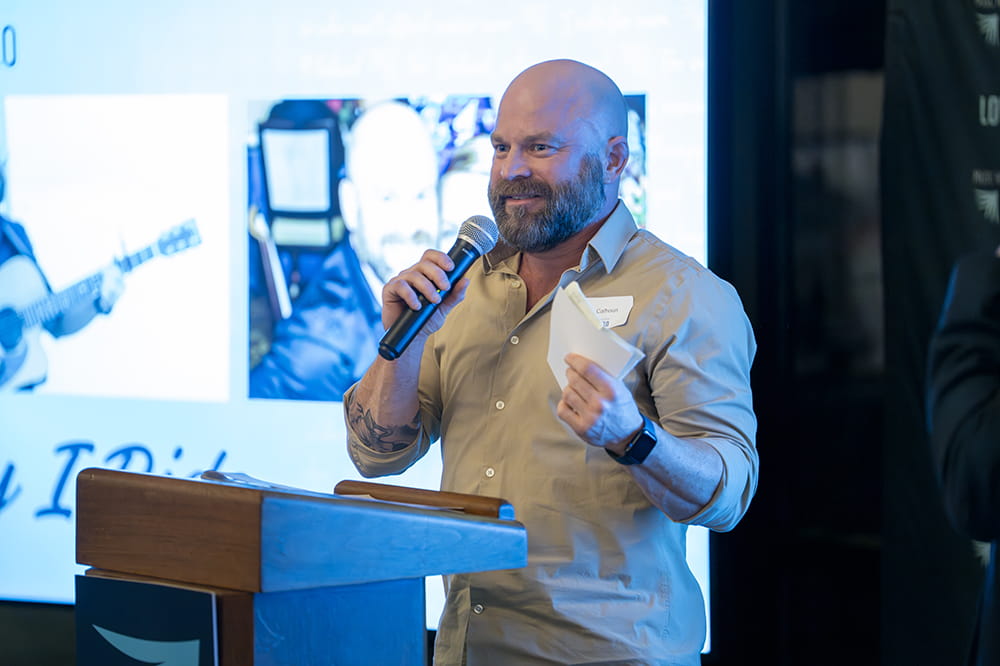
586, 296, 634, 328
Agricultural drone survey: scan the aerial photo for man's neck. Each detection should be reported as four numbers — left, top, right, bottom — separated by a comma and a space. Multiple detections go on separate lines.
517, 204, 615, 312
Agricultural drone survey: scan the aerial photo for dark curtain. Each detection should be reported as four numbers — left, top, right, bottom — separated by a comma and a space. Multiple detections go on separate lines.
881, 0, 1000, 662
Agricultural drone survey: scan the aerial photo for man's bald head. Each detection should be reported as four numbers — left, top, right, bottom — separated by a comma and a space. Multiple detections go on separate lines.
489, 60, 630, 251
499, 59, 628, 148
339, 101, 441, 281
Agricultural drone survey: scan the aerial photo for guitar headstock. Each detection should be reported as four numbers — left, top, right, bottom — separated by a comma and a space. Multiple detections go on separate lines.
157, 219, 202, 256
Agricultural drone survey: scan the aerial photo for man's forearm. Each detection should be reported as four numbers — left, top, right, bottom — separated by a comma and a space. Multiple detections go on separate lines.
347, 389, 421, 453
630, 428, 725, 521
347, 339, 427, 453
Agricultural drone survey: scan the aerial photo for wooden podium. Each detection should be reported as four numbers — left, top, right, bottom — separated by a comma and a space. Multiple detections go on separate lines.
75, 468, 527, 665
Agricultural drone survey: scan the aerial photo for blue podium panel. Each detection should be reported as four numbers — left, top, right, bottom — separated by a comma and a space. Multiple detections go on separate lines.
77, 572, 425, 666
260, 495, 527, 591
254, 578, 424, 666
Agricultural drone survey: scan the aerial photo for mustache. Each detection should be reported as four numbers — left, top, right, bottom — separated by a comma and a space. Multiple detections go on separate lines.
489, 178, 554, 199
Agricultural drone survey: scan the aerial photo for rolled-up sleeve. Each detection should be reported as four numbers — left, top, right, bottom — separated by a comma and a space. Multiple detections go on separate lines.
342, 384, 426, 477
343, 337, 445, 479
648, 271, 759, 532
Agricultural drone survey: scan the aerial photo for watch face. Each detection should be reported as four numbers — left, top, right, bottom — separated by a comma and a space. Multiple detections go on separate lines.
627, 427, 656, 464
607, 415, 657, 465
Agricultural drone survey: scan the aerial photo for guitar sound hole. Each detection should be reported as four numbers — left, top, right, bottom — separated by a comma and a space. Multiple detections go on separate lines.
0, 307, 24, 350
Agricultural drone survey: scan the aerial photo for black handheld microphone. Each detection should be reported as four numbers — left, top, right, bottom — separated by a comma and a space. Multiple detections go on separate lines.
378, 215, 499, 360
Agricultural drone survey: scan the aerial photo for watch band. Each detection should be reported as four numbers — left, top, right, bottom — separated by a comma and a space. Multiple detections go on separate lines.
606, 414, 657, 465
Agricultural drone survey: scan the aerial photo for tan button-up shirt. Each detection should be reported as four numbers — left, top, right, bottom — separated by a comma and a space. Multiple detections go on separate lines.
346, 202, 758, 665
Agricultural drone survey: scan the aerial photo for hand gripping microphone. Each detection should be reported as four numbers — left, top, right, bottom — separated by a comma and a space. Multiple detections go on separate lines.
378, 215, 499, 360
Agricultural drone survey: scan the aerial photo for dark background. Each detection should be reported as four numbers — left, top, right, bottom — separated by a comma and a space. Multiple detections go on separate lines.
708, 2, 888, 663
1, 1, 992, 664
710, 1, 996, 664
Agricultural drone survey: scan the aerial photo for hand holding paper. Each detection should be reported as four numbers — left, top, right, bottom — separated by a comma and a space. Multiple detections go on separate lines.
547, 282, 645, 389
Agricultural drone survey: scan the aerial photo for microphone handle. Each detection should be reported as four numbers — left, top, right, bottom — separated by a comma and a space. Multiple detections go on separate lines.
378, 240, 481, 360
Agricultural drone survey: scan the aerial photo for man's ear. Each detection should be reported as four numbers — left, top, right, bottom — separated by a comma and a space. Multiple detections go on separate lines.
339, 178, 360, 233
604, 136, 629, 182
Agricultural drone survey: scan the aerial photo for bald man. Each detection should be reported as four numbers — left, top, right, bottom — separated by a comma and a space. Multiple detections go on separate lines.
339, 101, 442, 288
249, 101, 441, 402
345, 60, 758, 665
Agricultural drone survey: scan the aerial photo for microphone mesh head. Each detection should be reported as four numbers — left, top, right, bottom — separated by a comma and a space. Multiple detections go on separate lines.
458, 215, 499, 255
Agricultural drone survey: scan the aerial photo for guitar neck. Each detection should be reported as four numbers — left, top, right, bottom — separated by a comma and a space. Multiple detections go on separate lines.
19, 246, 153, 329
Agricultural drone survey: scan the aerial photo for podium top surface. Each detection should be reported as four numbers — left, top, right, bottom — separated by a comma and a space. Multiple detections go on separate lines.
76, 468, 527, 593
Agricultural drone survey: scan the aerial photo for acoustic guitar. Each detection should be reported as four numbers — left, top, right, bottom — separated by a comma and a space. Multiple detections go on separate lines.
0, 219, 201, 391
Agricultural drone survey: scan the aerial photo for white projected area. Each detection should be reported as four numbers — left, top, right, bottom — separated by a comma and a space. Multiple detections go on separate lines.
0, 0, 710, 647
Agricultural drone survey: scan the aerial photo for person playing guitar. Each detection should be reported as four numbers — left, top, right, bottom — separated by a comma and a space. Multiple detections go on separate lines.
0, 166, 124, 391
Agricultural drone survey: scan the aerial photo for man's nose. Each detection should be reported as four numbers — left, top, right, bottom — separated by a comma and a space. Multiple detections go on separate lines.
499, 149, 531, 180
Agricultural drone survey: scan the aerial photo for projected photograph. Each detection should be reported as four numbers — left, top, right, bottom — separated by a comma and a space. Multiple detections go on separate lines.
247, 94, 646, 402
0, 6, 718, 660
0, 94, 229, 401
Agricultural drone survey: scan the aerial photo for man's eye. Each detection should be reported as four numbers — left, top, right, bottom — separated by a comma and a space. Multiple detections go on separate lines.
531, 144, 551, 152
493, 144, 508, 154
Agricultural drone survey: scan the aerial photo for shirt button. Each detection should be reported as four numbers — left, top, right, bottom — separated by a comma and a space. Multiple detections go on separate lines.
511, 280, 522, 289
510, 335, 519, 345
472, 604, 485, 614
495, 400, 505, 410
485, 467, 495, 478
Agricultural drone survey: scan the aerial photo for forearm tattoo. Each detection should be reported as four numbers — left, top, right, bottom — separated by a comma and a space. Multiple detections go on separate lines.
349, 401, 421, 453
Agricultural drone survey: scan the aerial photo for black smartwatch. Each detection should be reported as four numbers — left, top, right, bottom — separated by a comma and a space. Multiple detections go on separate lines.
606, 414, 657, 465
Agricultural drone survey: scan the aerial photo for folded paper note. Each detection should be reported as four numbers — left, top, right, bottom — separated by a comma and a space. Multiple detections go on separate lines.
547, 281, 644, 390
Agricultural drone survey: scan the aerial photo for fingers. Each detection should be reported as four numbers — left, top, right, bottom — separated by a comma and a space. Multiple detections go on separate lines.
383, 275, 426, 311
564, 353, 613, 397
380, 250, 471, 333
558, 386, 589, 423
557, 388, 608, 446
555, 396, 582, 429
559, 362, 603, 433
99, 264, 125, 308
441, 276, 470, 308
558, 353, 644, 449
383, 249, 455, 310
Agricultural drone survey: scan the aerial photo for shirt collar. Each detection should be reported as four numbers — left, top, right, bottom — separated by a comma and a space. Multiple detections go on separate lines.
484, 200, 637, 275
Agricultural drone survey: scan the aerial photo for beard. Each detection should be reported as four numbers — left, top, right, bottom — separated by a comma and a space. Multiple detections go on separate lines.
488, 153, 606, 253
